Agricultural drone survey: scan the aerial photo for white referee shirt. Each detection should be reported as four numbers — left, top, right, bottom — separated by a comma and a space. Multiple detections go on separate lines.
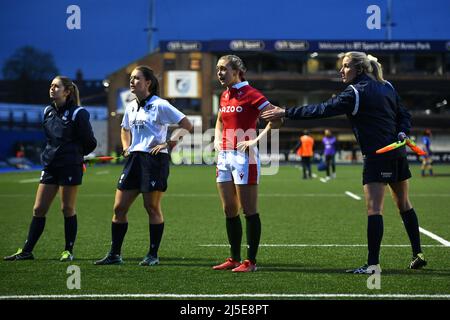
121, 95, 186, 153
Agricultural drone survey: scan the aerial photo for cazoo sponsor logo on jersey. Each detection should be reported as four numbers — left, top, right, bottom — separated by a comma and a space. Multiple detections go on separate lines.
220, 105, 243, 113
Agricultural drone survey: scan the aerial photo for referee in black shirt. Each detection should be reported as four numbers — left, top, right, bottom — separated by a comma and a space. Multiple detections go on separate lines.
262, 51, 427, 273
4, 76, 97, 262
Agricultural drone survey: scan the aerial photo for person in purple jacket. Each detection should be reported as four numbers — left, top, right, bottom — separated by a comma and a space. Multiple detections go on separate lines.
421, 129, 433, 177
322, 129, 337, 179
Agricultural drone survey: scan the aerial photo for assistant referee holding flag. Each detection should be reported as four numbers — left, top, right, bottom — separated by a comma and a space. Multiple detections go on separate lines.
262, 51, 427, 273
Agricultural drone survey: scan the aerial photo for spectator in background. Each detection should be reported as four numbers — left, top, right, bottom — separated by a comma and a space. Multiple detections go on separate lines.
15, 143, 25, 158
421, 129, 433, 177
322, 129, 337, 179
293, 130, 314, 179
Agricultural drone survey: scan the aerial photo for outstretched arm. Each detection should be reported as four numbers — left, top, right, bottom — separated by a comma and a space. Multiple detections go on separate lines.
236, 104, 283, 152
261, 86, 356, 121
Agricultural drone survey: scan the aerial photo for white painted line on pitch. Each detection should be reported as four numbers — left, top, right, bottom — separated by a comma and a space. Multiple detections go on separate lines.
18, 178, 40, 184
419, 227, 450, 247
199, 244, 446, 248
1, 293, 449, 300
345, 191, 362, 200
95, 170, 110, 175
1, 193, 449, 198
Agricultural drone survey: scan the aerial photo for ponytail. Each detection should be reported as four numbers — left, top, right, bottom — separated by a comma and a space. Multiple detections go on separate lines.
55, 75, 81, 106
71, 82, 81, 106
344, 52, 385, 83
134, 65, 160, 97
368, 58, 384, 83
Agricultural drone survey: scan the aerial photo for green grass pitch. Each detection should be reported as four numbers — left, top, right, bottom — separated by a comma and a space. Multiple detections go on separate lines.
0, 164, 449, 299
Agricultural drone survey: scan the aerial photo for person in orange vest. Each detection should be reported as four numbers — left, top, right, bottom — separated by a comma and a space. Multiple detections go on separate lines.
294, 130, 314, 179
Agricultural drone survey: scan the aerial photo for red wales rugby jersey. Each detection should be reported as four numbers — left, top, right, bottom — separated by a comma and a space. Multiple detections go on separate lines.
220, 81, 269, 150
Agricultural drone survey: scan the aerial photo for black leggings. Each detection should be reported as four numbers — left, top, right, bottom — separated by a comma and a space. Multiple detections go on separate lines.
301, 157, 312, 178
325, 155, 335, 176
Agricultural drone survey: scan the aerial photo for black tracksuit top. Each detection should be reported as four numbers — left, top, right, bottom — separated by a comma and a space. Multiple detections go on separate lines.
41, 102, 97, 167
285, 73, 411, 159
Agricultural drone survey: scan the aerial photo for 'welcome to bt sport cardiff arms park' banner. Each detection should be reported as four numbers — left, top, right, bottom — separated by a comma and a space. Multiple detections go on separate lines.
160, 40, 450, 53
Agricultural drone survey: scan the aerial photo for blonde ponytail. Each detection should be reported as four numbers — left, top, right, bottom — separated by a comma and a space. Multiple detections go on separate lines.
368, 59, 384, 83
71, 82, 81, 106
55, 76, 81, 106
344, 52, 385, 83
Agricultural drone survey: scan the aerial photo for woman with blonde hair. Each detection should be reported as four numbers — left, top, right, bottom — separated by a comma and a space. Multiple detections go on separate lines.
4, 76, 97, 262
262, 51, 427, 273
212, 55, 281, 272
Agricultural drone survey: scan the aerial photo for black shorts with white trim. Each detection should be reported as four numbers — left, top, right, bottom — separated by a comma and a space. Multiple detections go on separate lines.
362, 156, 411, 185
40, 165, 83, 186
117, 152, 170, 192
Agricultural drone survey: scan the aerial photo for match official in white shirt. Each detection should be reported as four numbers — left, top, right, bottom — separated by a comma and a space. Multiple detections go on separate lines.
95, 65, 192, 266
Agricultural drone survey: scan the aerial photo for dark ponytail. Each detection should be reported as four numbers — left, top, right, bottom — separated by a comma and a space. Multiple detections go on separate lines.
135, 65, 159, 96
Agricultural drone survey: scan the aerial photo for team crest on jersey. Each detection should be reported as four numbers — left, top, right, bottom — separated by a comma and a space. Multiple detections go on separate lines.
62, 110, 70, 121
239, 172, 245, 180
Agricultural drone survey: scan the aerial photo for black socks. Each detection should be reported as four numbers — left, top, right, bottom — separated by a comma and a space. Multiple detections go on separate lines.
111, 222, 128, 255
226, 215, 242, 261
64, 215, 77, 253
245, 214, 261, 264
23, 216, 46, 253
111, 222, 165, 258
226, 214, 261, 263
367, 214, 383, 265
149, 222, 164, 258
401, 208, 422, 256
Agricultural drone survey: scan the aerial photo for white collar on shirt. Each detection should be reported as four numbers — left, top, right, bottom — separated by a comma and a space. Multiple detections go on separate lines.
231, 81, 249, 90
